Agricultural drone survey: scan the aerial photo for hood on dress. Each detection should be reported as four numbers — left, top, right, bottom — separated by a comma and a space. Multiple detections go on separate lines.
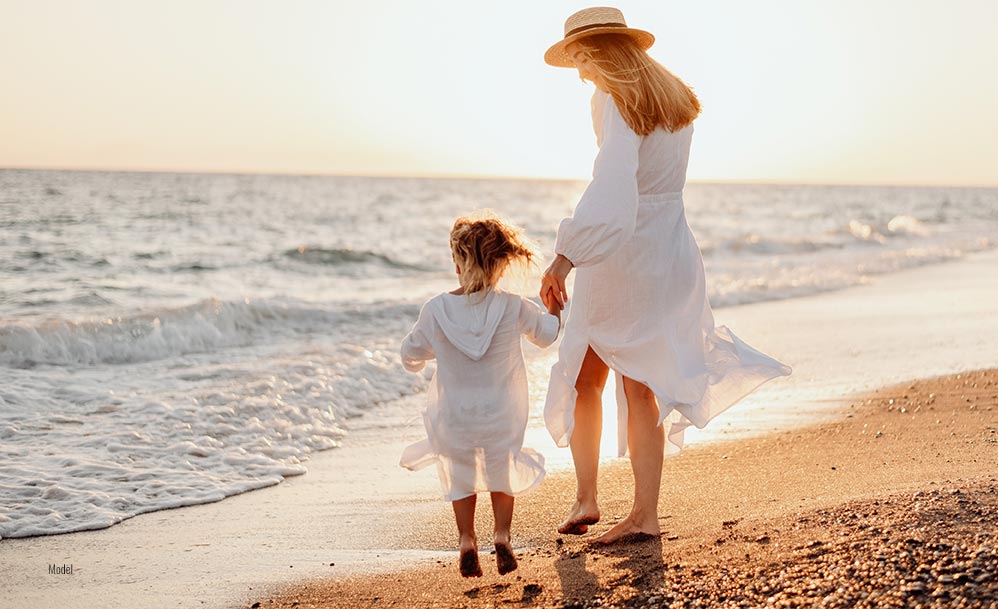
428, 290, 511, 361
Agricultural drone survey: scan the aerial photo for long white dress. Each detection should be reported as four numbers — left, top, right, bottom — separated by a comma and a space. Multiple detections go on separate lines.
400, 288, 560, 501
545, 90, 791, 456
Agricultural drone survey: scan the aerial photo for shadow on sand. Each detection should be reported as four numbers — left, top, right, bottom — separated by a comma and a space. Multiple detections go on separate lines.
555, 534, 665, 606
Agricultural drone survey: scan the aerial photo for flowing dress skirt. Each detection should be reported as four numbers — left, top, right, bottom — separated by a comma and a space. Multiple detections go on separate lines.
545, 192, 792, 455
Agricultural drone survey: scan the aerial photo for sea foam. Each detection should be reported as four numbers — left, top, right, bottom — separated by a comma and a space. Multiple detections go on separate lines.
0, 298, 427, 539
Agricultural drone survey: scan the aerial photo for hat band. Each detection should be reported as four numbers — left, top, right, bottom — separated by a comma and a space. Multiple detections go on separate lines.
564, 22, 627, 38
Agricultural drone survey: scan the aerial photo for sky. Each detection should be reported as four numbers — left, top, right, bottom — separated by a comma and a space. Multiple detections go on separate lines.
1, 0, 997, 186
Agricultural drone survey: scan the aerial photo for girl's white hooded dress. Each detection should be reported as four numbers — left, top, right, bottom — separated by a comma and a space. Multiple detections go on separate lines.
545, 90, 791, 456
400, 289, 559, 501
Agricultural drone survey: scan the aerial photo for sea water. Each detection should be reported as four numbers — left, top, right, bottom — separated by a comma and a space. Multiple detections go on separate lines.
2, 168, 996, 538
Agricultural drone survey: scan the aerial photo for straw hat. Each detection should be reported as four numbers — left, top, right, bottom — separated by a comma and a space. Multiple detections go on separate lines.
544, 7, 655, 68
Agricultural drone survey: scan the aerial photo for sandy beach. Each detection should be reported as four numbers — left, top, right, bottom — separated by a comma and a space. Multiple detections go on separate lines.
258, 369, 997, 608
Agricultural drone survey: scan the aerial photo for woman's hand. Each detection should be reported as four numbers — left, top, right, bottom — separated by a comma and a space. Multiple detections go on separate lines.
540, 254, 574, 310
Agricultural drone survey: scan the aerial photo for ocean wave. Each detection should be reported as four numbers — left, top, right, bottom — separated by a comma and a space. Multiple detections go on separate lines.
282, 246, 426, 270
0, 293, 429, 538
170, 262, 218, 272
702, 215, 936, 257
707, 239, 993, 308
0, 297, 418, 368
701, 235, 843, 256
4, 248, 112, 271
847, 215, 932, 243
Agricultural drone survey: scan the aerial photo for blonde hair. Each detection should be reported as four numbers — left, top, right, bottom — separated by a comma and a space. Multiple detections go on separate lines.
449, 210, 537, 296
574, 33, 701, 135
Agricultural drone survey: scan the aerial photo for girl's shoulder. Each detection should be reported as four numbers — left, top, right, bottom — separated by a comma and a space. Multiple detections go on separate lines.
422, 289, 519, 315
491, 288, 529, 308
420, 292, 448, 309
414, 292, 449, 323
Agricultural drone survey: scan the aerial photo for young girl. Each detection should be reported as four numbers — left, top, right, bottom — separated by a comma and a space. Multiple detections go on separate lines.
400, 211, 561, 577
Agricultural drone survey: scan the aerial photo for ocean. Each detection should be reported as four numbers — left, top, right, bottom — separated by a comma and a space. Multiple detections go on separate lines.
2, 168, 996, 539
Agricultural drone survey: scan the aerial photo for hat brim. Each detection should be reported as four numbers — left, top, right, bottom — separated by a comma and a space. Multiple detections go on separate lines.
544, 27, 655, 68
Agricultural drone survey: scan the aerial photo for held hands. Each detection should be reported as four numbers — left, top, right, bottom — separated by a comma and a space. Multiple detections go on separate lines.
540, 254, 574, 312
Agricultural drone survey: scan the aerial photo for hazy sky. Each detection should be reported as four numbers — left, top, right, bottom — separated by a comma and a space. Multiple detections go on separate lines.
1, 0, 997, 185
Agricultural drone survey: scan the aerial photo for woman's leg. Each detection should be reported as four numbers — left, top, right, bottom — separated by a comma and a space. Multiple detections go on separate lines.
453, 495, 482, 577
559, 346, 610, 534
490, 492, 518, 574
591, 376, 664, 544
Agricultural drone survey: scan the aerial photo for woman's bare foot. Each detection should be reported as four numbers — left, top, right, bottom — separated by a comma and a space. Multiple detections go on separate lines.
494, 541, 518, 575
588, 514, 660, 545
557, 499, 600, 535
458, 535, 482, 577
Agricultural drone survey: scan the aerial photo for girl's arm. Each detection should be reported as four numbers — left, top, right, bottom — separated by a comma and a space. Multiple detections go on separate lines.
518, 297, 560, 349
400, 305, 435, 372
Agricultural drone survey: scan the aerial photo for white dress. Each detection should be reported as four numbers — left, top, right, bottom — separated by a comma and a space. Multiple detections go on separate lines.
545, 90, 791, 456
400, 288, 560, 501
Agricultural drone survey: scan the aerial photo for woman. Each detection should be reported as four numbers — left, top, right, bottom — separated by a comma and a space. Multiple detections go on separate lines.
540, 7, 791, 545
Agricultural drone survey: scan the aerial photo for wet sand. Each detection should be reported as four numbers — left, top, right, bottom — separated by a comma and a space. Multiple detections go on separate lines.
253, 369, 998, 609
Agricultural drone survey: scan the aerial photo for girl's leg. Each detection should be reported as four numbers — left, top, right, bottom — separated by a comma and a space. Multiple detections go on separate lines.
453, 495, 482, 577
591, 377, 664, 544
559, 346, 610, 534
490, 492, 518, 574
490, 492, 514, 545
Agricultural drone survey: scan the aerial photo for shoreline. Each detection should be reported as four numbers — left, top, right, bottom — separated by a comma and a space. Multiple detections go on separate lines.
256, 369, 998, 609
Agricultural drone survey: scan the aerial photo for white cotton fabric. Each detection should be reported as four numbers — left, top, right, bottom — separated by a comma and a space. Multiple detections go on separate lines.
400, 288, 560, 501
546, 90, 792, 456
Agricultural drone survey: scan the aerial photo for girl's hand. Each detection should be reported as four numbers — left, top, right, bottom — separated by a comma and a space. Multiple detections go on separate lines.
540, 254, 573, 310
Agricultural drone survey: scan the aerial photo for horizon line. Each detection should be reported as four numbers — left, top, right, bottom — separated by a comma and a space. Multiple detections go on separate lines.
1, 164, 996, 190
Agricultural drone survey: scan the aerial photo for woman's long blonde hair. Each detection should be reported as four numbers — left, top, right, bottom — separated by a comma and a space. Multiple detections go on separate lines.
450, 210, 538, 295
574, 33, 700, 135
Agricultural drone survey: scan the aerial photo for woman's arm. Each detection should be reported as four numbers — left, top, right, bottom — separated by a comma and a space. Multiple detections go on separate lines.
540, 254, 573, 310
540, 93, 641, 308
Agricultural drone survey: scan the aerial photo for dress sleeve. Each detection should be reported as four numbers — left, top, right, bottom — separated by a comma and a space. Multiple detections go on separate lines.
400, 303, 435, 372
518, 297, 560, 349
554, 92, 641, 268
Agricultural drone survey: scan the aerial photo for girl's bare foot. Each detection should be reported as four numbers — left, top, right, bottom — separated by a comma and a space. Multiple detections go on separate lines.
458, 535, 482, 578
459, 547, 482, 577
557, 499, 600, 535
588, 514, 660, 546
494, 541, 518, 575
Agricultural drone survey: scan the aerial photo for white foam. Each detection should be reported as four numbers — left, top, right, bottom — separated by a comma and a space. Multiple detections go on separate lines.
0, 306, 428, 539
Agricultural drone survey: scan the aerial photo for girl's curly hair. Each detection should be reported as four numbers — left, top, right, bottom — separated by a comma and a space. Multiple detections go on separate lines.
449, 210, 538, 295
